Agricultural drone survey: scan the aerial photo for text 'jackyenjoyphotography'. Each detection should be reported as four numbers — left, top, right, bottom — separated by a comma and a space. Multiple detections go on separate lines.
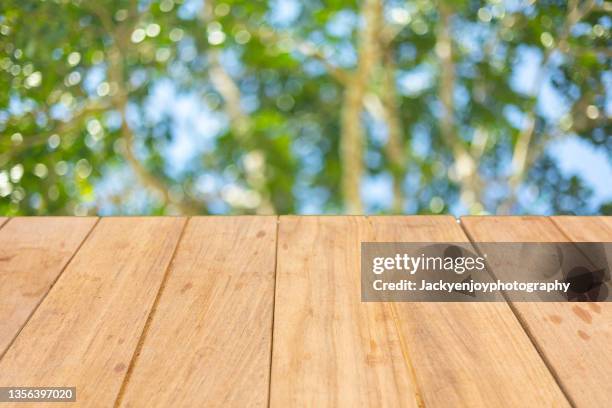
361, 242, 612, 302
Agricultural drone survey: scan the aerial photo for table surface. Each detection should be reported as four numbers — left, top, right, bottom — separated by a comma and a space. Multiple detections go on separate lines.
0, 216, 610, 407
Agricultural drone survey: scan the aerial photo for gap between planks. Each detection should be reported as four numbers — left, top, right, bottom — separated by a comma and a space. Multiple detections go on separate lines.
113, 217, 190, 407
459, 216, 612, 407
458, 217, 577, 407
266, 216, 281, 408
0, 217, 100, 362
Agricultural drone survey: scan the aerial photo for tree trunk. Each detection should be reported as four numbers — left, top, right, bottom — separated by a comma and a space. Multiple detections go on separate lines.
340, 0, 382, 214
381, 49, 405, 213
437, 3, 482, 212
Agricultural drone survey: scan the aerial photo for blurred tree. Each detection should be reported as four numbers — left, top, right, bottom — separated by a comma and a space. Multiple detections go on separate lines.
0, 0, 609, 215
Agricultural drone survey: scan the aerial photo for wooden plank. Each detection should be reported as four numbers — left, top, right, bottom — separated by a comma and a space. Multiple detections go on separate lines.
551, 216, 612, 241
271, 216, 567, 407
271, 216, 420, 407
0, 217, 97, 357
461, 216, 612, 407
0, 217, 185, 407
550, 216, 612, 406
118, 216, 277, 408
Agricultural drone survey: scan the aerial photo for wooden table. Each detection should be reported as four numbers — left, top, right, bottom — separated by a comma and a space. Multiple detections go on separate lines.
0, 216, 610, 407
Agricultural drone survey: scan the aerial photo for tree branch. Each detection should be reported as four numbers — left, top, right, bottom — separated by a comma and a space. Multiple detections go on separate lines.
108, 48, 203, 214
90, 2, 205, 215
499, 0, 596, 213
202, 0, 275, 214
340, 0, 383, 214
208, 51, 250, 136
380, 46, 406, 213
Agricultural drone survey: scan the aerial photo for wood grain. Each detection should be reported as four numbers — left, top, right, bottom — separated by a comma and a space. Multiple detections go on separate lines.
271, 216, 420, 407
0, 217, 185, 407
271, 216, 567, 407
461, 216, 612, 407
118, 217, 277, 408
0, 217, 97, 357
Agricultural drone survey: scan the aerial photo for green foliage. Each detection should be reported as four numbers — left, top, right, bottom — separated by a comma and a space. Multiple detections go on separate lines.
0, 0, 610, 215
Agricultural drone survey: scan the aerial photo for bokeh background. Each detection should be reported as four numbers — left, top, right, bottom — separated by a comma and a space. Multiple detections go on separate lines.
0, 0, 610, 216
